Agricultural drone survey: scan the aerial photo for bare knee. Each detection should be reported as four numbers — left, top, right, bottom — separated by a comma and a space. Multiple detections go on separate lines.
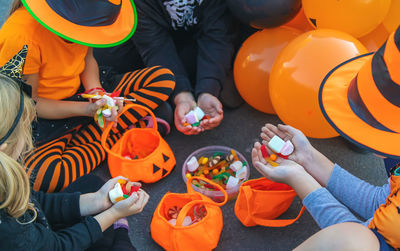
295, 222, 380, 251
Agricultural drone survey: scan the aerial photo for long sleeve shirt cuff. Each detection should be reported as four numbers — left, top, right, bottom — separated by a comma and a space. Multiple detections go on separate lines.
68, 192, 82, 220
195, 78, 221, 98
172, 75, 193, 99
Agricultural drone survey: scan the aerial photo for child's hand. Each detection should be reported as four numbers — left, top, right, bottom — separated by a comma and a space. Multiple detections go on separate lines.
93, 176, 140, 212
103, 99, 123, 128
197, 93, 223, 131
86, 98, 105, 117
86, 98, 123, 128
252, 142, 307, 185
261, 124, 335, 187
261, 124, 313, 168
174, 92, 203, 135
110, 189, 150, 218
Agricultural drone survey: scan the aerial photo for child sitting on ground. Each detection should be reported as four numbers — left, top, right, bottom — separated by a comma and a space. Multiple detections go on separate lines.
0, 0, 175, 192
252, 124, 391, 250
0, 47, 149, 251
252, 27, 400, 250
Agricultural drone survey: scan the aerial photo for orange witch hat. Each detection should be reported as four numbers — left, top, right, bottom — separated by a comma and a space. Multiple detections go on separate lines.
21, 0, 136, 48
319, 26, 400, 158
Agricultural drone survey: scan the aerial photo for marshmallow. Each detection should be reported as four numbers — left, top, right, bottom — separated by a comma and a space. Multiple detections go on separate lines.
182, 216, 193, 226
109, 183, 124, 203
168, 218, 177, 226
235, 166, 247, 179
229, 160, 243, 172
193, 107, 205, 120
102, 95, 116, 107
268, 135, 285, 153
168, 216, 192, 226
185, 110, 198, 124
281, 141, 294, 156
187, 156, 199, 172
226, 176, 240, 190
102, 109, 112, 117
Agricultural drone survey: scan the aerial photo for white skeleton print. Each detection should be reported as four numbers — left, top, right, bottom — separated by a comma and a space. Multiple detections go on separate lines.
163, 0, 203, 30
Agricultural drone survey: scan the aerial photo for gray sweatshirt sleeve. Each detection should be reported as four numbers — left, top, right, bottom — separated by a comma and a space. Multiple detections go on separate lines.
302, 187, 364, 228
326, 164, 390, 220
302, 164, 391, 229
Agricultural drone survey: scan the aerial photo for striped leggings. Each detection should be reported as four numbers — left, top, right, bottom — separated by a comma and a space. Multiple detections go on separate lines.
25, 66, 175, 193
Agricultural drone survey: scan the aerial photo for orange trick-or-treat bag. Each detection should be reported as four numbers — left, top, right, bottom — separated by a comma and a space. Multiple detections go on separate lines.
101, 104, 176, 183
151, 177, 228, 251
235, 177, 305, 227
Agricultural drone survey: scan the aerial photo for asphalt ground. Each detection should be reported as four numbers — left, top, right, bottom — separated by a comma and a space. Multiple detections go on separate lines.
0, 2, 388, 250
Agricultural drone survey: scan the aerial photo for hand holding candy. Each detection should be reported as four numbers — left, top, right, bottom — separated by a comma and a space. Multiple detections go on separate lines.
184, 107, 207, 128
260, 124, 312, 167
197, 93, 223, 131
174, 92, 203, 135
110, 189, 150, 218
81, 89, 133, 128
109, 179, 141, 203
260, 124, 335, 186
252, 142, 306, 184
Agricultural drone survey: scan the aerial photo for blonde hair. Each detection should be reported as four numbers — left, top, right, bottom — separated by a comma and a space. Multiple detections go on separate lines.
0, 74, 37, 222
9, 0, 23, 16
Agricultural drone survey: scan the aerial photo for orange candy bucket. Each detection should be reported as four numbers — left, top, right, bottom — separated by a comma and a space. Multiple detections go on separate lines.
235, 177, 305, 227
151, 177, 228, 251
101, 104, 176, 183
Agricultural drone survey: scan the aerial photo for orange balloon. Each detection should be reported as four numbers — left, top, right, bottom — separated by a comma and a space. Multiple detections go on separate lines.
269, 29, 368, 138
359, 23, 390, 52
303, 0, 391, 38
382, 0, 400, 33
285, 7, 314, 32
234, 27, 302, 114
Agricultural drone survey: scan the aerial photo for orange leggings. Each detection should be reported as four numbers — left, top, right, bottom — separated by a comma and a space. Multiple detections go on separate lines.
25, 66, 175, 192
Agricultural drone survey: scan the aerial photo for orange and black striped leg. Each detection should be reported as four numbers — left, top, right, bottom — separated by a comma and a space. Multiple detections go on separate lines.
25, 123, 111, 193
112, 66, 175, 133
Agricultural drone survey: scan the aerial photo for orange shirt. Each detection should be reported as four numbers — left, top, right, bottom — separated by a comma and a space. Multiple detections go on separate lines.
369, 175, 400, 248
0, 7, 88, 100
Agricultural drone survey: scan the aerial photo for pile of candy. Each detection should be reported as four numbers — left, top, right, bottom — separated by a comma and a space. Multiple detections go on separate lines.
80, 88, 135, 128
184, 107, 208, 127
261, 135, 295, 166
108, 179, 141, 203
185, 150, 248, 191
167, 204, 207, 227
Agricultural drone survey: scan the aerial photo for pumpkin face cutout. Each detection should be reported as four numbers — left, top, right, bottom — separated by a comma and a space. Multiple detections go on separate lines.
101, 104, 176, 183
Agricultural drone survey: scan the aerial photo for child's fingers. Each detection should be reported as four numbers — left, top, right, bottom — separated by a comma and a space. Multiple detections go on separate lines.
123, 191, 139, 205
138, 190, 150, 209
115, 99, 123, 114
132, 190, 147, 212
277, 124, 301, 140
131, 182, 141, 187
95, 98, 105, 108
264, 124, 289, 141
261, 126, 277, 141
260, 132, 271, 142
253, 142, 267, 165
251, 147, 260, 164
111, 106, 118, 121
254, 161, 273, 178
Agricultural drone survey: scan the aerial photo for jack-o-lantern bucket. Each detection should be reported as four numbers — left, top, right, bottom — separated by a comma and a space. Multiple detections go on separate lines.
101, 104, 176, 183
